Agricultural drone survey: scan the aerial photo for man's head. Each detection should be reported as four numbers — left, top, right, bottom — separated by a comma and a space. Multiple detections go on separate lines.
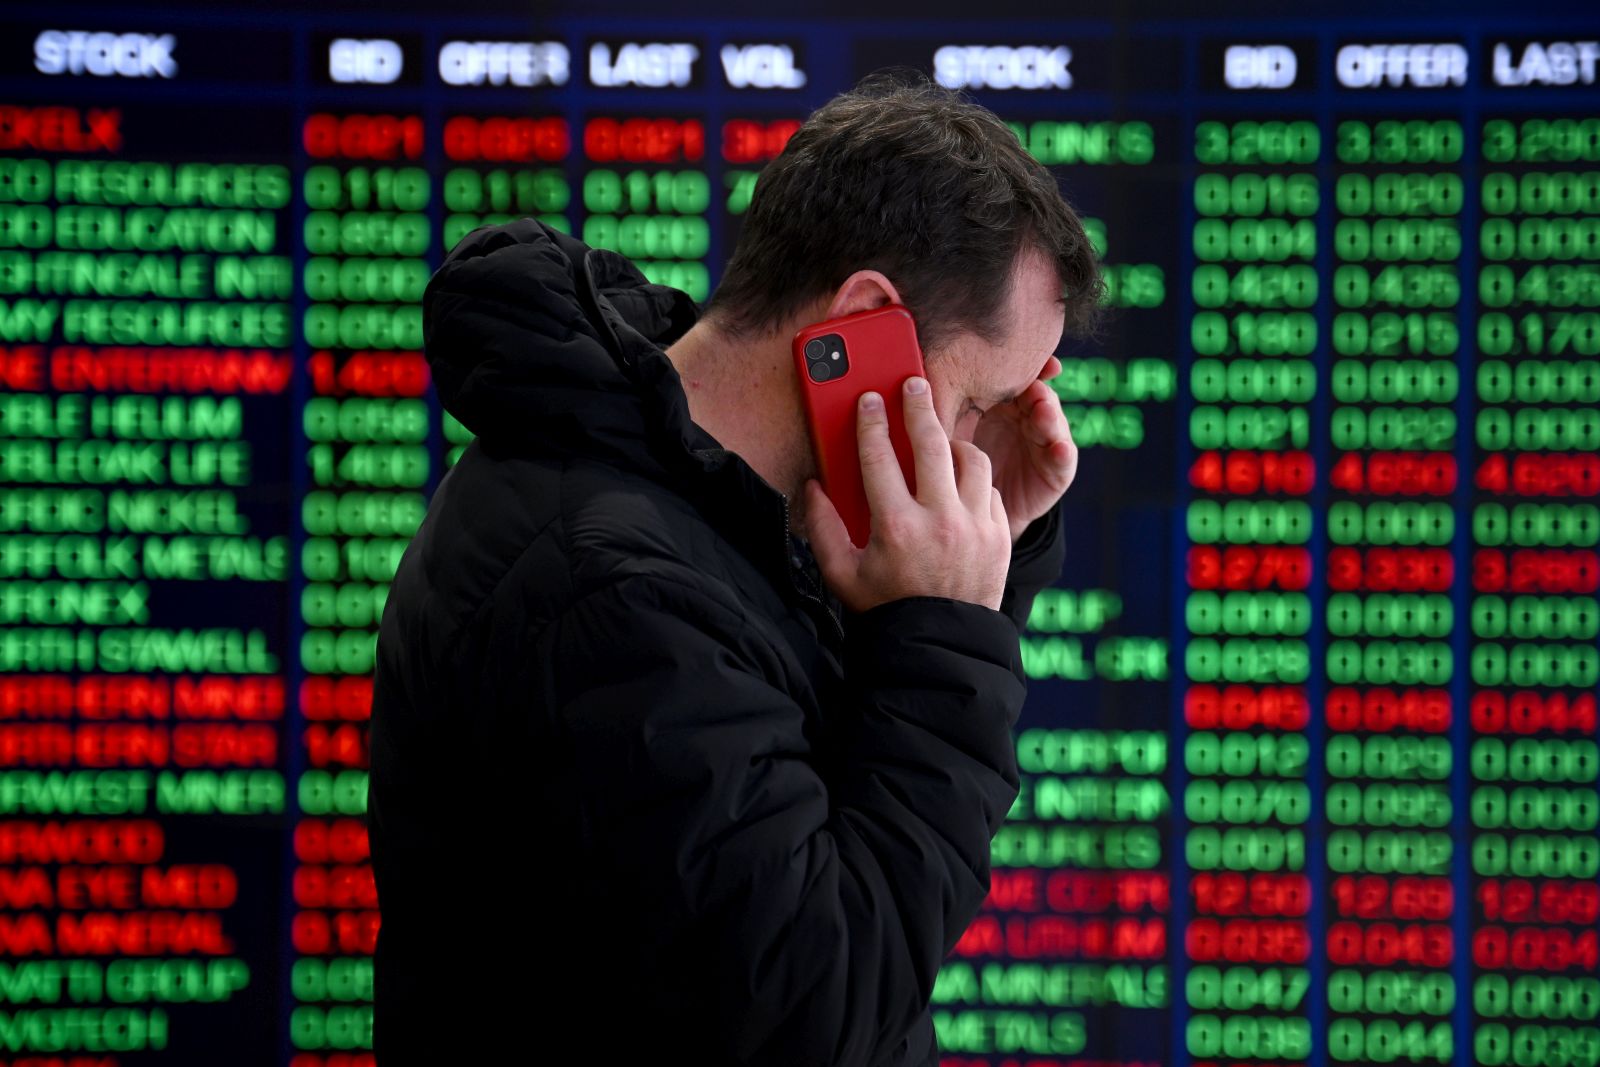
701, 69, 1104, 441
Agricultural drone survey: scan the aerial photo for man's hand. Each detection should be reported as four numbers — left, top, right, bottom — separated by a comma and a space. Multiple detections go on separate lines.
805, 375, 1013, 614
971, 354, 1079, 544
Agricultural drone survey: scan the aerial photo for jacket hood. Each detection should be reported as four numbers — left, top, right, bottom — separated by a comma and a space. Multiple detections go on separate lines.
422, 219, 797, 571
423, 218, 707, 479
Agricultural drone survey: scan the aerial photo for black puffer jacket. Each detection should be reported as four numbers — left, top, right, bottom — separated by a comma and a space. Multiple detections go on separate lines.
367, 218, 1066, 1065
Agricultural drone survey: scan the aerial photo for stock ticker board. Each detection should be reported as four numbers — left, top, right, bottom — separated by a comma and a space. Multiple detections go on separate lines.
0, 1, 1598, 1064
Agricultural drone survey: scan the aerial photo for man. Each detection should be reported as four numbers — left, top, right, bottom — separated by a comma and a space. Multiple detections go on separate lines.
367, 70, 1102, 1065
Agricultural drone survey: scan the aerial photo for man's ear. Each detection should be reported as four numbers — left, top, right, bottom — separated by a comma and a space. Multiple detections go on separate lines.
825, 269, 903, 320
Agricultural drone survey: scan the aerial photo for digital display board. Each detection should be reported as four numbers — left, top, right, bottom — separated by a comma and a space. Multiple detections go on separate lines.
0, 2, 1596, 1064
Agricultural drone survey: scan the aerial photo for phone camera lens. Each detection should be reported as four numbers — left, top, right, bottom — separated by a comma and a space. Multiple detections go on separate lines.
803, 333, 848, 383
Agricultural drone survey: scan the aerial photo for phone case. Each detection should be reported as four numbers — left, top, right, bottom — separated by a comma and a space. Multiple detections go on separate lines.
792, 304, 927, 549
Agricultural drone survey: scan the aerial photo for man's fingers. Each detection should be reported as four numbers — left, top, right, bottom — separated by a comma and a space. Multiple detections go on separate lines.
1029, 384, 1062, 444
952, 439, 993, 516
1057, 416, 1080, 489
1023, 379, 1070, 451
899, 376, 958, 509
856, 390, 912, 518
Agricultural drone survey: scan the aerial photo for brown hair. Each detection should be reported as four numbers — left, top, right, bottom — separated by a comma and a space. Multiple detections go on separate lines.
703, 68, 1105, 356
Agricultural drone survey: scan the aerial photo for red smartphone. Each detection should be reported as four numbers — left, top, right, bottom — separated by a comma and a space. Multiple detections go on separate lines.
792, 304, 927, 549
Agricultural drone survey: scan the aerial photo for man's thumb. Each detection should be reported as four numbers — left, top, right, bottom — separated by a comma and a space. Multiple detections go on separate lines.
803, 479, 855, 582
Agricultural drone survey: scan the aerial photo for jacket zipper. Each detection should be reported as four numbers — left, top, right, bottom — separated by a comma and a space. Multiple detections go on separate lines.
780, 493, 845, 643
